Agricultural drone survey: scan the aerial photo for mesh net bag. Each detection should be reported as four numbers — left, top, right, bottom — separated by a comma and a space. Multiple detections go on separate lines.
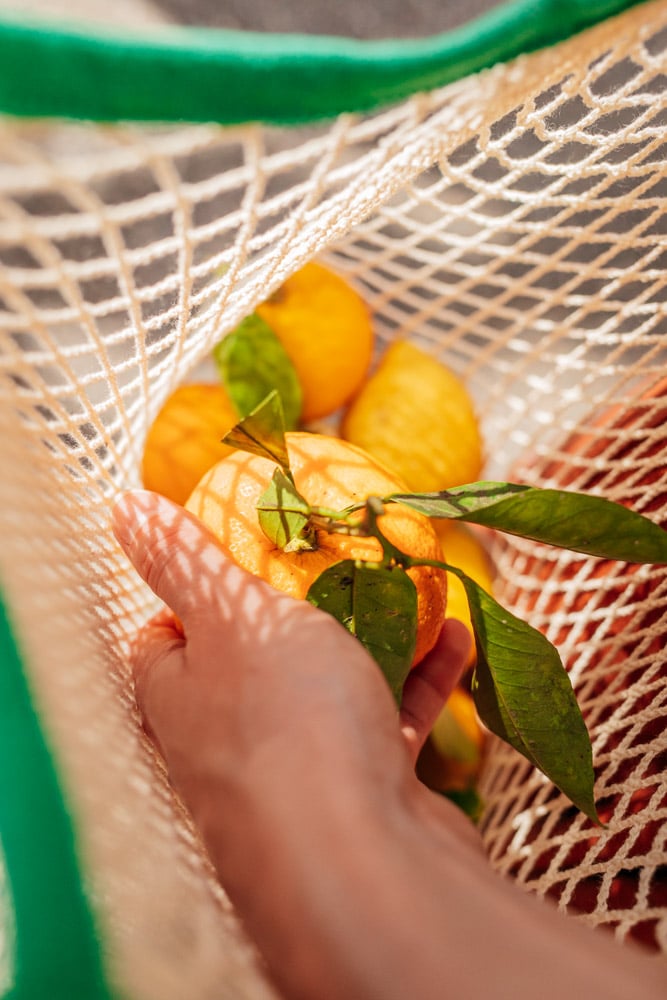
0, 0, 665, 995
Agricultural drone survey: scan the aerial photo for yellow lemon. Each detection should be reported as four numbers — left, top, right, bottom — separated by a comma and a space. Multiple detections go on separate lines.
256, 262, 374, 423
435, 519, 495, 667
431, 687, 485, 764
426, 686, 486, 793
341, 339, 483, 492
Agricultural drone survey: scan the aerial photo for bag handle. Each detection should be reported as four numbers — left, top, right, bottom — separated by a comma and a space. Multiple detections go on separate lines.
0, 592, 114, 999
0, 0, 642, 125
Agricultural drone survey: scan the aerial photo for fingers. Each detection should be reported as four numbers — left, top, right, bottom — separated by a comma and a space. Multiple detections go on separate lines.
400, 619, 472, 766
112, 489, 246, 630
129, 612, 186, 753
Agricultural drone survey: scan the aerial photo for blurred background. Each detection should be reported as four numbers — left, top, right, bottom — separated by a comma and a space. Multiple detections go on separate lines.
0, 0, 502, 36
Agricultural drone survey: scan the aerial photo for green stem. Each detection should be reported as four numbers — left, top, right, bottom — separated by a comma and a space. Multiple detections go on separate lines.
399, 555, 464, 576
258, 488, 468, 574
358, 498, 414, 569
310, 505, 362, 521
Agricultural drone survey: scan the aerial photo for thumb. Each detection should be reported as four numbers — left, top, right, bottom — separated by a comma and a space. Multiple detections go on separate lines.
399, 618, 473, 766
129, 610, 186, 755
112, 489, 241, 628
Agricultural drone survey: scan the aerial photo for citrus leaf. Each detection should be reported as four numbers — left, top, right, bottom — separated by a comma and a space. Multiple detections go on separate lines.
391, 482, 667, 563
390, 482, 529, 517
306, 560, 418, 704
221, 390, 290, 470
214, 313, 302, 429
455, 571, 599, 823
257, 467, 312, 549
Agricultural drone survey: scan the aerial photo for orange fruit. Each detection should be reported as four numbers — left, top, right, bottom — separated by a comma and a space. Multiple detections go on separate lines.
142, 383, 238, 506
255, 262, 374, 423
435, 520, 495, 667
186, 431, 447, 667
341, 339, 484, 492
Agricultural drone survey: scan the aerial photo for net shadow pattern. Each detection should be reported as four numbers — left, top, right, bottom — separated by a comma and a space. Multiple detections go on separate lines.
0, 1, 665, 995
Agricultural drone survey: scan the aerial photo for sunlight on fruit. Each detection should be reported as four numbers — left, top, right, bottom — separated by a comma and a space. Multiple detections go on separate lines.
256, 261, 374, 422
341, 339, 484, 492
186, 432, 447, 667
142, 383, 238, 506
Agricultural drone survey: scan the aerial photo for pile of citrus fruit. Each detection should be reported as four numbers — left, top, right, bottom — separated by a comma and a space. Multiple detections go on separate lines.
142, 260, 495, 812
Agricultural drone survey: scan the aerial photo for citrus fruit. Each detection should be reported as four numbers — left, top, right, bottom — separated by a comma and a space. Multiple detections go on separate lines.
341, 339, 484, 492
142, 383, 238, 506
417, 524, 491, 797
431, 687, 484, 764
435, 520, 495, 667
255, 262, 374, 422
419, 686, 486, 794
186, 431, 447, 667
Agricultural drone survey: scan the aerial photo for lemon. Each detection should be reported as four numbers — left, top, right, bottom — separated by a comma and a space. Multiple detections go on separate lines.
435, 519, 495, 669
416, 683, 486, 799
341, 339, 483, 492
430, 686, 485, 767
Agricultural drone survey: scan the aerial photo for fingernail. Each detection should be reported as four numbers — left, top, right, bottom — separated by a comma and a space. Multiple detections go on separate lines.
111, 489, 155, 553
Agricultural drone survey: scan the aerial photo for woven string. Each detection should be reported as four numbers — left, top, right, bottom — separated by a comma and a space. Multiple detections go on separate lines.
0, 2, 665, 995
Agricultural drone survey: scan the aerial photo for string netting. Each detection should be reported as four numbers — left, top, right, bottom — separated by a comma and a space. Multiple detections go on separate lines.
0, 0, 665, 995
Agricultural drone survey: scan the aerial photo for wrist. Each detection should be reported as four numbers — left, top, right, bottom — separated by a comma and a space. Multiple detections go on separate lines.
199, 759, 478, 1000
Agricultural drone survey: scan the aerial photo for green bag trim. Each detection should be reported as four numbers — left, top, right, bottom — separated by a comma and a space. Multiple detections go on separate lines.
0, 0, 645, 124
0, 595, 114, 999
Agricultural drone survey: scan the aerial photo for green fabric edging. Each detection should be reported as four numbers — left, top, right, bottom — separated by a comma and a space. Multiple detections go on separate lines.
0, 594, 115, 999
0, 0, 646, 125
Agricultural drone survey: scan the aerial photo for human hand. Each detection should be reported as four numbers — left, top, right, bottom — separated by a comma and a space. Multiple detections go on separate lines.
112, 488, 472, 848
112, 490, 665, 1000
112, 489, 478, 995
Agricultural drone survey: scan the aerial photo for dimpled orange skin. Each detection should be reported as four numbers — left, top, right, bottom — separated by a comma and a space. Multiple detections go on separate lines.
142, 383, 238, 506
255, 262, 374, 423
186, 432, 447, 667
341, 340, 484, 493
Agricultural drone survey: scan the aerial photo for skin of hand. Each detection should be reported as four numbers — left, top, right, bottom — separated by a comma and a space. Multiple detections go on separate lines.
112, 490, 666, 1000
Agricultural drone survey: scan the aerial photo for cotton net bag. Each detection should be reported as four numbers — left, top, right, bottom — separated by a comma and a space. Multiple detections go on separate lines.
0, 0, 665, 996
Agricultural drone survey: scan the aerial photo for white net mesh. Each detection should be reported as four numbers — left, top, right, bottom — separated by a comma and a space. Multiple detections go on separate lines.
0, 1, 665, 994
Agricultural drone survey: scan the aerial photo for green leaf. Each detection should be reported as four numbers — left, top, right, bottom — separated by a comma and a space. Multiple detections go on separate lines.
306, 560, 418, 704
214, 313, 302, 429
456, 572, 599, 823
257, 467, 313, 550
390, 482, 529, 518
391, 482, 667, 564
221, 390, 291, 470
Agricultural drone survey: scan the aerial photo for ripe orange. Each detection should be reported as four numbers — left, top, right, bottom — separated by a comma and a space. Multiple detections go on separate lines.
142, 383, 238, 506
255, 262, 374, 423
341, 339, 484, 492
186, 432, 447, 667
